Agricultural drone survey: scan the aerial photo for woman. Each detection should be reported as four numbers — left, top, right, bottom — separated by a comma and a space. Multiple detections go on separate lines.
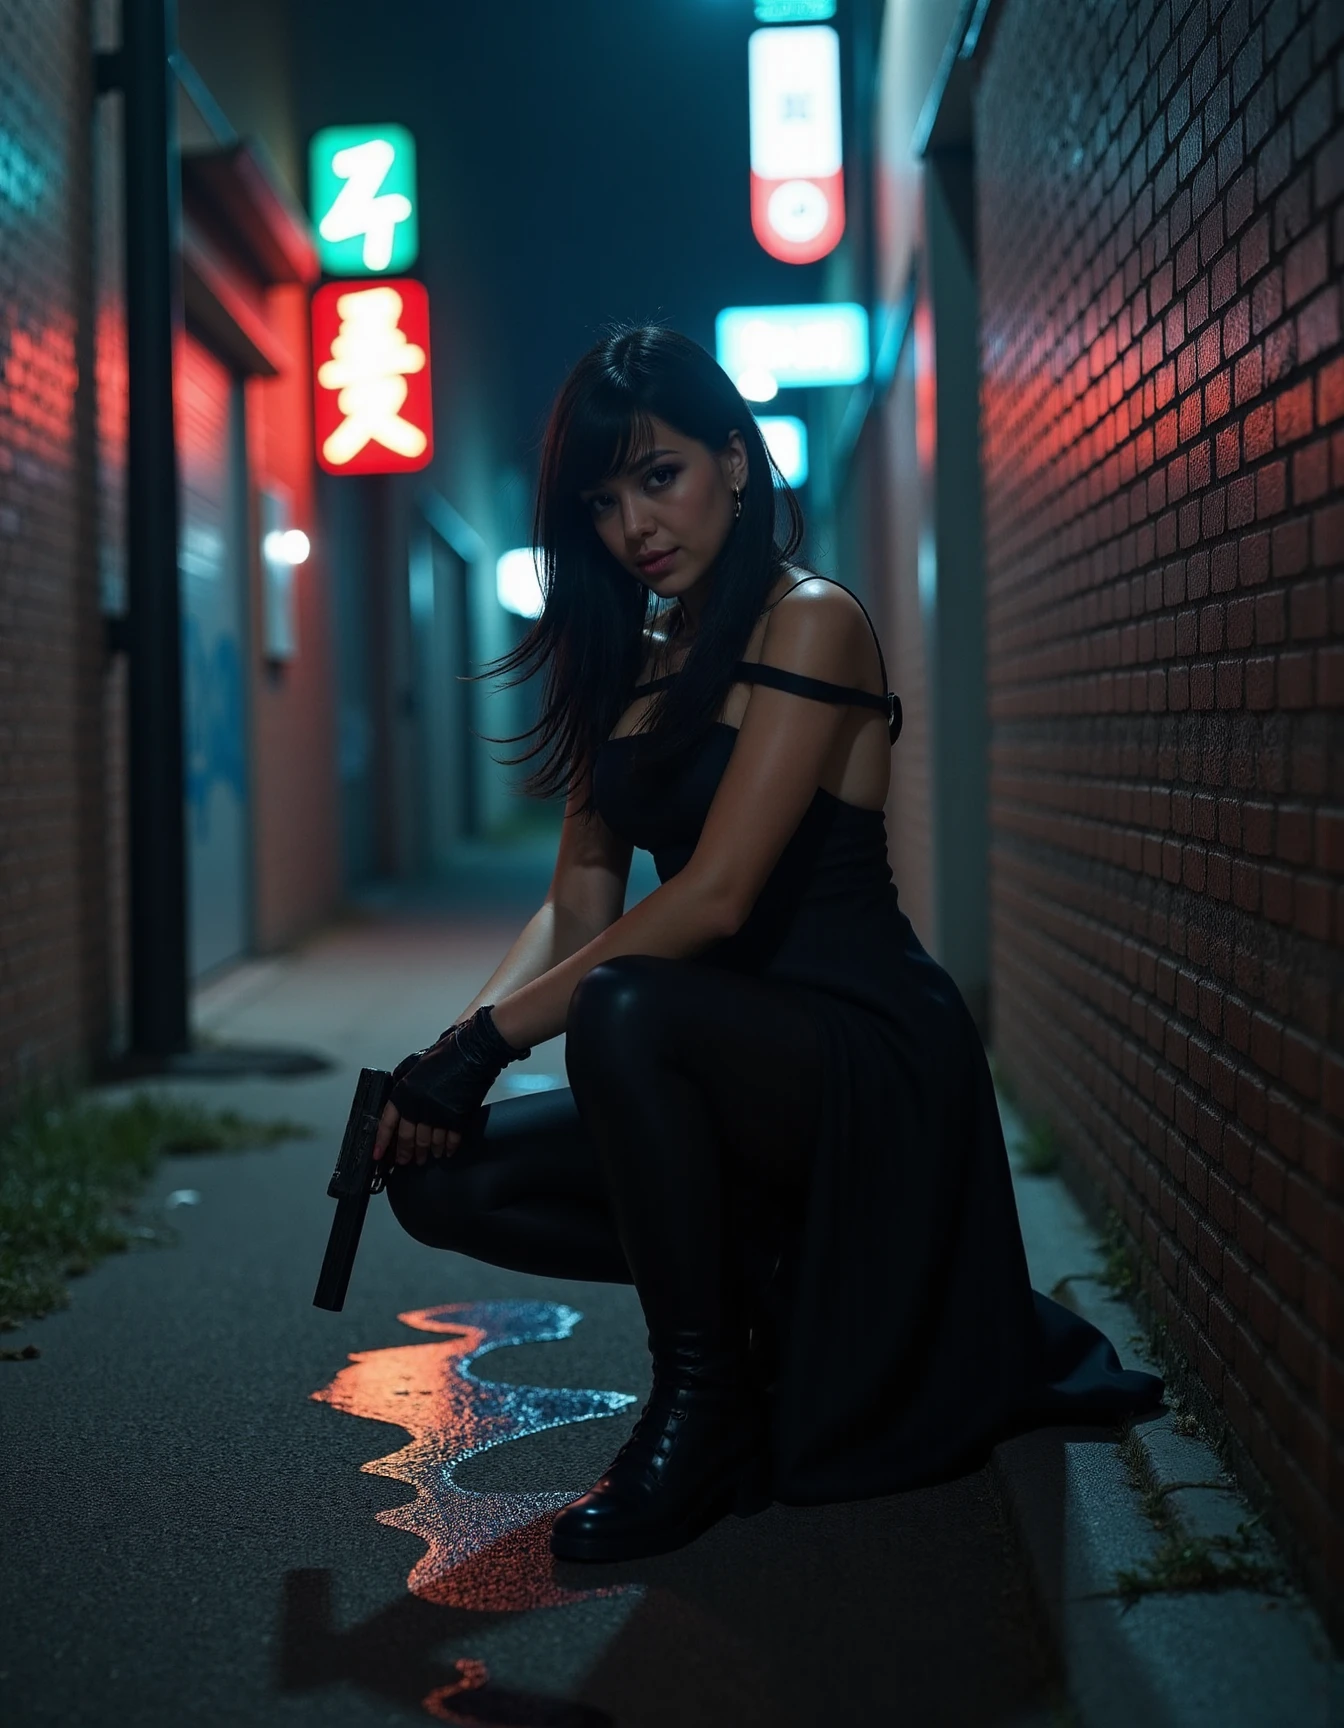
373, 325, 1162, 1566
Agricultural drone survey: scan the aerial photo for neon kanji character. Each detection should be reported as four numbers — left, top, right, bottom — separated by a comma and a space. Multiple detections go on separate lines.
318, 138, 413, 272
317, 286, 427, 467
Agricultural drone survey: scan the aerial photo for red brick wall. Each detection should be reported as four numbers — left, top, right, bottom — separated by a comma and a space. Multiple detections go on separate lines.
0, 0, 109, 1095
977, 0, 1342, 1619
94, 0, 130, 1057
245, 283, 341, 953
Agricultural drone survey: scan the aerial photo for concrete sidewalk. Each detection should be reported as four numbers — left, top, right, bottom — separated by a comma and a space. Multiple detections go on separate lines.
1, 875, 1335, 1725
998, 1101, 1341, 1728
0, 884, 1062, 1728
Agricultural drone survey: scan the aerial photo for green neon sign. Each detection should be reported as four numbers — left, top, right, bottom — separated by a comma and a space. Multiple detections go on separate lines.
309, 123, 418, 275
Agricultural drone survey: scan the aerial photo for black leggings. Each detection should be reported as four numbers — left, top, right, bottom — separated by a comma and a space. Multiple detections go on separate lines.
383, 955, 825, 1335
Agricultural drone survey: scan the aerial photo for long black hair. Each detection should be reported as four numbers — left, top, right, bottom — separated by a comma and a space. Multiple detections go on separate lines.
472, 324, 806, 815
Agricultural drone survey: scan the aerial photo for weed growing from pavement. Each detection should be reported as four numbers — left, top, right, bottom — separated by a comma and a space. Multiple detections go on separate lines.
989, 1065, 1061, 1176
1016, 1120, 1060, 1176
1099, 1211, 1138, 1299
0, 1088, 310, 1335
1112, 1424, 1282, 1604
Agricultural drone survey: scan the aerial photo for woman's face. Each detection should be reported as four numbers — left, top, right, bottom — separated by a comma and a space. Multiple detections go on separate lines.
579, 415, 748, 605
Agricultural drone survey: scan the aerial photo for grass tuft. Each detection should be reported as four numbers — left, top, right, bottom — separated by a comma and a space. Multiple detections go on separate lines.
1113, 1422, 1281, 1603
1017, 1120, 1060, 1176
1115, 1533, 1279, 1603
1099, 1211, 1138, 1298
0, 1088, 310, 1332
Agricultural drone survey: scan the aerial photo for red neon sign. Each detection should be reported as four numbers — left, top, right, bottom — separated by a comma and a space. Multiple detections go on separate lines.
312, 278, 433, 475
748, 26, 846, 265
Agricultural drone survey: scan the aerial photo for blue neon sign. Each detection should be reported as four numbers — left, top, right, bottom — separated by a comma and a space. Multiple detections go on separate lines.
717, 303, 869, 389
754, 0, 836, 19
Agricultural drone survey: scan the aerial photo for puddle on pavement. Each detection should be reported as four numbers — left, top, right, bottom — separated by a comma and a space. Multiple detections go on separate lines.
424, 1656, 612, 1725
312, 1299, 639, 1614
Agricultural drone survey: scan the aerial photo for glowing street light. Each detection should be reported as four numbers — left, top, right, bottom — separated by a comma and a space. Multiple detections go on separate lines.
497, 547, 544, 619
736, 368, 780, 403
263, 528, 311, 565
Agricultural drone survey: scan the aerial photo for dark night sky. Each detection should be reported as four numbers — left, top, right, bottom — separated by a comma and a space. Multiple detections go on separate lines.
290, 0, 832, 480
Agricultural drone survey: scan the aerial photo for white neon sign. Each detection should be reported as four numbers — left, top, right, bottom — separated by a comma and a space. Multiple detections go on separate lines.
748, 26, 845, 264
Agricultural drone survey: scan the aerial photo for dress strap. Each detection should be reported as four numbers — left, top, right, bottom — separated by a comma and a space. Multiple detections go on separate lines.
730, 661, 889, 713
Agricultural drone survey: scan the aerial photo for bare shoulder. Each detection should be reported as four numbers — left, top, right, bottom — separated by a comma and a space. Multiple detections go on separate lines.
760, 575, 874, 685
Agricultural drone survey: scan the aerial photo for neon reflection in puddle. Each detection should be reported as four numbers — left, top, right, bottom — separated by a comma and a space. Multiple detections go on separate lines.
312, 1300, 638, 1611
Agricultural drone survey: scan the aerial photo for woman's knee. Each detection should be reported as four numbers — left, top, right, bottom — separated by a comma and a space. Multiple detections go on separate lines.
565, 954, 672, 1057
384, 1159, 480, 1251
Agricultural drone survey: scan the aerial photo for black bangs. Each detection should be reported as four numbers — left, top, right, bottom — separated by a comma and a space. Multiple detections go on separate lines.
555, 380, 657, 499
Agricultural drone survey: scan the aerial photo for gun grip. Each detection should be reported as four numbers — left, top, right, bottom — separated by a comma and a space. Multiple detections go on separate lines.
313, 1067, 393, 1312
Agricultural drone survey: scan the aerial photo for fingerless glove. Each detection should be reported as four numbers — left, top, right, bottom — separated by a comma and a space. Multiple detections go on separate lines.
388, 1005, 531, 1131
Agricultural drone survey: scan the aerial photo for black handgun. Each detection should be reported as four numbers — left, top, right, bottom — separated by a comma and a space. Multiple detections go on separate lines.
313, 1067, 394, 1312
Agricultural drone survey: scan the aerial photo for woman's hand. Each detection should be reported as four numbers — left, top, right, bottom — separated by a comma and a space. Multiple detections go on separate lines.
374, 1021, 471, 1167
373, 1099, 464, 1166
373, 1007, 530, 1169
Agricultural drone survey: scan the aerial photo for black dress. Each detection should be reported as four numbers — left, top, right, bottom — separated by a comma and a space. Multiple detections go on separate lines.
589, 578, 1163, 1505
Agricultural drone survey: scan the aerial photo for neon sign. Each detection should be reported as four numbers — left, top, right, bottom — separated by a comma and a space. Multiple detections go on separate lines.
754, 0, 835, 18
717, 304, 869, 388
748, 26, 844, 265
310, 124, 418, 275
312, 279, 433, 475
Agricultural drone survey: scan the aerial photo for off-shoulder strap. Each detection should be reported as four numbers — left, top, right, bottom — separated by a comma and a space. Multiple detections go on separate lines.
731, 661, 889, 712
736, 662, 903, 745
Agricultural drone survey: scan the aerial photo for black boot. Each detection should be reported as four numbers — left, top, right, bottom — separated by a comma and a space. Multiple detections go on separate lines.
549, 1334, 763, 1563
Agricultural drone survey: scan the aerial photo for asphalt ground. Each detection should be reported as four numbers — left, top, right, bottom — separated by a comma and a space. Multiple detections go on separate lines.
0, 880, 1069, 1727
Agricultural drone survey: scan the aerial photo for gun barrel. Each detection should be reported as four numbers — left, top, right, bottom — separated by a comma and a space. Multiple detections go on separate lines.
314, 1192, 371, 1311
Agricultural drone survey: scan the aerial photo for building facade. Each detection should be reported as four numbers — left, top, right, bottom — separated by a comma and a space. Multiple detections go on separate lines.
0, 0, 343, 1085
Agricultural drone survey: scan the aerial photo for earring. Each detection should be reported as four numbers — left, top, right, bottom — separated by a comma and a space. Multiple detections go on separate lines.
733, 483, 742, 521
